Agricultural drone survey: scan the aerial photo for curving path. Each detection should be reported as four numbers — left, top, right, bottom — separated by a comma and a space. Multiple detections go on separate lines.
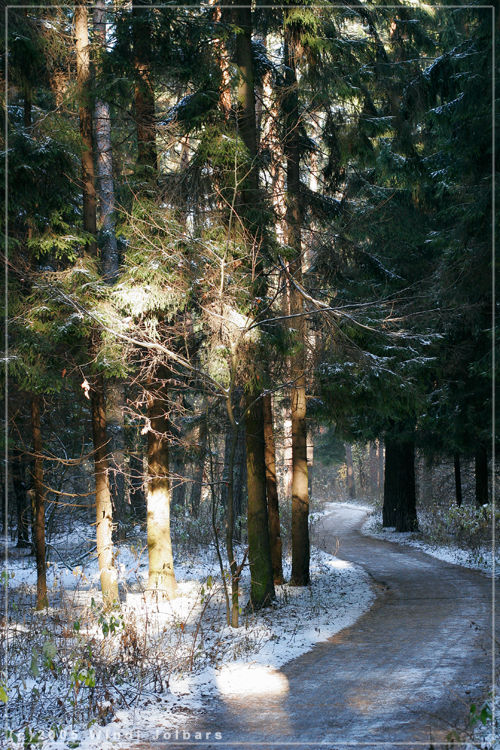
136, 504, 496, 749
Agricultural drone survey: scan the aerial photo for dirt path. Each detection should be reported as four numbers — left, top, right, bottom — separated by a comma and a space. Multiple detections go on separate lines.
135, 504, 496, 749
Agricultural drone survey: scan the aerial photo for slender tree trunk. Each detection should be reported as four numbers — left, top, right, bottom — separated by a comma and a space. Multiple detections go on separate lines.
345, 443, 356, 499
132, 0, 157, 171
369, 442, 378, 499
31, 397, 47, 610
75, 2, 119, 606
93, 0, 119, 281
377, 439, 384, 499
90, 378, 119, 605
263, 393, 283, 584
190, 418, 207, 518
75, 3, 97, 253
284, 24, 310, 586
453, 453, 463, 507
12, 449, 30, 548
245, 393, 275, 609
383, 428, 418, 532
232, 417, 247, 539
475, 444, 488, 507
224, 397, 241, 628
233, 2, 275, 606
93, 0, 127, 534
146, 374, 177, 599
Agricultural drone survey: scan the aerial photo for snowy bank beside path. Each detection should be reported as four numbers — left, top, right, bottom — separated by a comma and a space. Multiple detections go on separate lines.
3, 534, 374, 750
361, 511, 498, 577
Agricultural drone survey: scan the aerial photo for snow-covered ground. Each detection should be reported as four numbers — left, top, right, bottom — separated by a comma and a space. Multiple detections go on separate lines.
1, 528, 374, 749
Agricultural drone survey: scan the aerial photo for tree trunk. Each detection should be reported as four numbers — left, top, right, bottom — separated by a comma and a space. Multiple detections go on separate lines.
190, 418, 207, 518
132, 1, 157, 171
75, 3, 97, 253
233, 4, 275, 606
93, 0, 127, 535
475, 444, 488, 507
345, 443, 356, 500
31, 397, 47, 610
369, 442, 378, 499
284, 24, 310, 587
377, 439, 384, 499
245, 393, 275, 609
146, 376, 177, 599
93, 0, 119, 281
263, 393, 283, 584
453, 453, 463, 507
90, 378, 119, 606
106, 381, 127, 536
75, 2, 119, 606
383, 430, 418, 532
12, 449, 30, 548
232, 418, 247, 540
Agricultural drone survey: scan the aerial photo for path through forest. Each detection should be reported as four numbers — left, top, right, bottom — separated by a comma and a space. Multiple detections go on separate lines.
134, 505, 496, 749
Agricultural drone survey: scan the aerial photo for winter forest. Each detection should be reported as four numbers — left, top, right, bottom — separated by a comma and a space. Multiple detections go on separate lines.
2, 1, 497, 748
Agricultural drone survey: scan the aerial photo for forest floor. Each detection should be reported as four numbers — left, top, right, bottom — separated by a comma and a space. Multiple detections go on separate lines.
1, 509, 374, 749
2, 502, 497, 749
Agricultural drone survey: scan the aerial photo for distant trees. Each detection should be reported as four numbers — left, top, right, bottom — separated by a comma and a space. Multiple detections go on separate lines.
4, 1, 493, 612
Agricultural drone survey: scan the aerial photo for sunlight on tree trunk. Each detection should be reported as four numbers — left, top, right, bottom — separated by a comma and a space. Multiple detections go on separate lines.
146, 383, 177, 600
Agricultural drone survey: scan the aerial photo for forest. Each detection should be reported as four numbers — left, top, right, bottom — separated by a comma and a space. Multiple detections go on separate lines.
1, 1, 497, 748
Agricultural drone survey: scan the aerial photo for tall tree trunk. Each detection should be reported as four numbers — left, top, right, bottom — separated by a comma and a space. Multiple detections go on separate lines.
131, 2, 177, 595
284, 23, 310, 586
12, 449, 30, 548
93, 0, 118, 281
232, 417, 247, 540
377, 439, 384, 499
75, 2, 118, 606
90, 378, 119, 605
93, 0, 127, 534
454, 453, 463, 507
146, 374, 177, 599
263, 393, 283, 584
106, 381, 127, 536
475, 444, 488, 507
132, 0, 157, 171
75, 3, 97, 253
383, 427, 418, 532
345, 443, 356, 499
369, 442, 378, 499
190, 418, 207, 518
31, 397, 47, 610
233, 2, 275, 606
245, 393, 275, 609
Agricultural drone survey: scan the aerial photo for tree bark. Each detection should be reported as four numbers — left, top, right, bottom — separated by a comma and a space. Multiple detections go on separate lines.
233, 3, 275, 606
245, 393, 275, 609
90, 377, 119, 605
345, 443, 356, 500
31, 397, 47, 610
383, 428, 418, 532
75, 2, 118, 606
190, 418, 207, 518
132, 1, 157, 170
284, 23, 310, 586
93, 0, 119, 282
12, 449, 30, 548
453, 453, 463, 507
369, 441, 378, 499
263, 393, 283, 584
146, 374, 177, 599
475, 444, 488, 507
75, 3, 97, 253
